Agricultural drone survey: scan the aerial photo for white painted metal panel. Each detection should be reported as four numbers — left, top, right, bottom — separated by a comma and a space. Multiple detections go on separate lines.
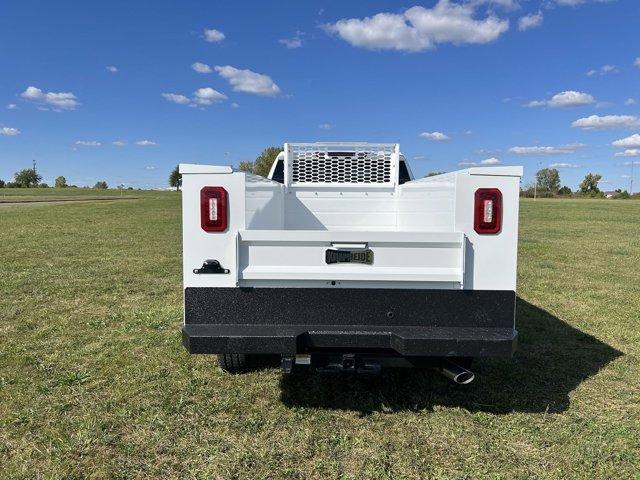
284, 188, 398, 230
237, 230, 464, 283
244, 173, 284, 230
179, 164, 233, 174
181, 171, 246, 289
468, 166, 523, 177
454, 170, 521, 291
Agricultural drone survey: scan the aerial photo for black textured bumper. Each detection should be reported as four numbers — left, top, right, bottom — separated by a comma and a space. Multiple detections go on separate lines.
182, 287, 517, 358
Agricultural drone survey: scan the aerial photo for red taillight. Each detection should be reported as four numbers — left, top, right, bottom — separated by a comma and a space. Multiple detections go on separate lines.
474, 188, 502, 234
200, 187, 228, 232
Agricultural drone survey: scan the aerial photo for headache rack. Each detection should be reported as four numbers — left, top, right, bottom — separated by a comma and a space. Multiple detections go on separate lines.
284, 142, 400, 187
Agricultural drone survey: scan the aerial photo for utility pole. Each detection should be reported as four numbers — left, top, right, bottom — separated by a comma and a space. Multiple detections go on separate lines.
631, 160, 634, 196
533, 162, 541, 201
33, 159, 37, 173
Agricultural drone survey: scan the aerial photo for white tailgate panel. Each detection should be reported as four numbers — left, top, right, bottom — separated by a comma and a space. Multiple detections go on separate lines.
238, 230, 464, 283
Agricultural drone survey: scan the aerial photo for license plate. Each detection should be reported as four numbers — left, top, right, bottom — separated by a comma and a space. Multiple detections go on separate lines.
325, 249, 374, 265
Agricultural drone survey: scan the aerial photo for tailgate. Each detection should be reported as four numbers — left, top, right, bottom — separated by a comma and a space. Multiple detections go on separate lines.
237, 230, 464, 283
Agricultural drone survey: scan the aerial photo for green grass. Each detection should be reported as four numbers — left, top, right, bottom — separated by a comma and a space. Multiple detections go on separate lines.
0, 187, 164, 203
1, 195, 639, 479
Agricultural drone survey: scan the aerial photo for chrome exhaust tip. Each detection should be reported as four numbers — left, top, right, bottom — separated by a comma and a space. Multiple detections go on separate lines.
437, 360, 475, 385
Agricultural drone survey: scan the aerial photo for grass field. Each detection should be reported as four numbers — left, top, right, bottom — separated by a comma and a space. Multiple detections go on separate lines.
1, 191, 639, 479
0, 187, 161, 204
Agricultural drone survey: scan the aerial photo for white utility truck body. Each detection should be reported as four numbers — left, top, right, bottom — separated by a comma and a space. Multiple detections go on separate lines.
180, 143, 522, 377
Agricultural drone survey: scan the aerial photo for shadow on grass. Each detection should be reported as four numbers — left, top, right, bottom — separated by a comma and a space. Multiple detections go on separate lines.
279, 298, 622, 414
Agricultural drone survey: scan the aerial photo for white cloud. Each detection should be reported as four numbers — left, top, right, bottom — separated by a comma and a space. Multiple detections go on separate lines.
204, 28, 225, 43
614, 149, 640, 157
525, 90, 595, 108
162, 88, 226, 107
106, 65, 118, 73
279, 36, 303, 49
214, 65, 281, 96
0, 127, 20, 136
323, 1, 509, 53
621, 174, 631, 178
193, 87, 227, 105
458, 161, 477, 166
518, 11, 543, 31
136, 140, 157, 146
319, 123, 334, 130
549, 163, 579, 168
554, 0, 615, 5
162, 93, 191, 105
112, 140, 127, 146
509, 143, 586, 155
191, 62, 212, 73
586, 64, 618, 76
145, 166, 156, 170
571, 115, 640, 130
624, 98, 636, 106
20, 86, 80, 110
413, 155, 426, 160
470, 0, 520, 8
612, 134, 640, 149
231, 102, 239, 108
634, 57, 640, 68
7, 103, 17, 110
546, 90, 595, 108
75, 140, 101, 146
480, 157, 501, 164
419, 131, 450, 141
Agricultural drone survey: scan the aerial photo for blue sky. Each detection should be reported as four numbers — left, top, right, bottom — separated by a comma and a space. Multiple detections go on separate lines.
1, 0, 639, 190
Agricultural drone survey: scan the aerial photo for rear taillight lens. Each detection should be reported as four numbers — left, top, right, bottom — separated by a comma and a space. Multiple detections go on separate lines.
474, 188, 502, 234
200, 187, 228, 232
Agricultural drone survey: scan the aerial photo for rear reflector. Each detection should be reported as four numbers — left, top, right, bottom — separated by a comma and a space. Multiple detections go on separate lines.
200, 186, 228, 232
474, 188, 502, 234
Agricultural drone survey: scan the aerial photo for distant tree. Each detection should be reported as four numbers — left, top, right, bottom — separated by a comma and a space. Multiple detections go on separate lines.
93, 181, 108, 189
169, 165, 181, 191
238, 161, 254, 173
39, 183, 49, 188
252, 147, 282, 177
14, 168, 42, 188
55, 176, 68, 188
579, 173, 602, 195
6, 182, 18, 188
615, 190, 631, 199
536, 168, 561, 194
0, 179, 5, 188
519, 184, 536, 198
425, 171, 445, 177
558, 186, 572, 196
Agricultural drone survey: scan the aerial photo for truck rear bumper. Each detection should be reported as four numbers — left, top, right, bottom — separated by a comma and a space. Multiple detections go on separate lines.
182, 287, 517, 358
182, 324, 517, 357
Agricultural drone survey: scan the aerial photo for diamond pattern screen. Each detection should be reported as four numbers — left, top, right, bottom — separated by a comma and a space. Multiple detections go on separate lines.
290, 144, 394, 184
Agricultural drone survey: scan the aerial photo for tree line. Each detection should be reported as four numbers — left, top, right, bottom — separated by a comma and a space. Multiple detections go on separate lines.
0, 168, 112, 189
521, 168, 636, 199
